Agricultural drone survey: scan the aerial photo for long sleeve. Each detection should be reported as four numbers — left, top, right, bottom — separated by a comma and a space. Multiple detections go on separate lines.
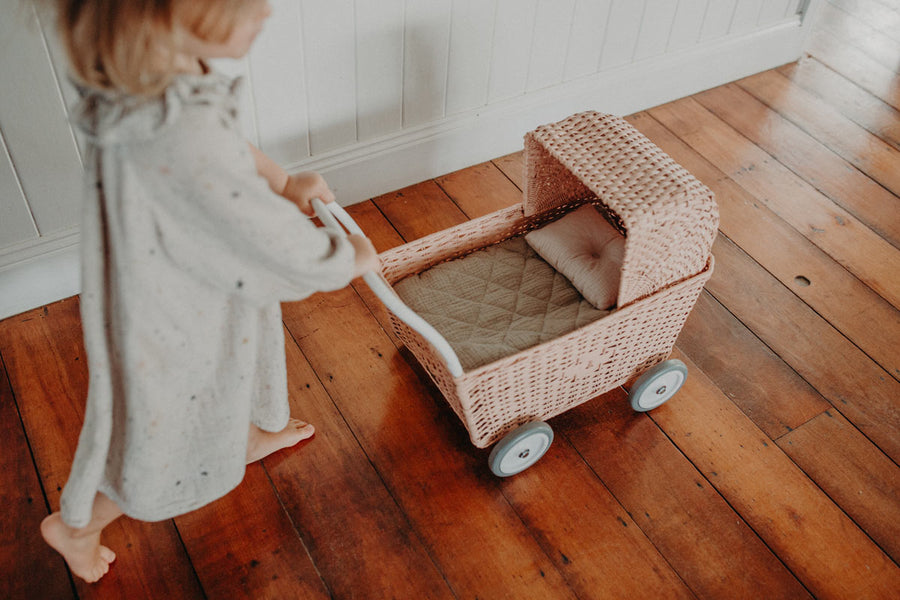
113, 109, 356, 307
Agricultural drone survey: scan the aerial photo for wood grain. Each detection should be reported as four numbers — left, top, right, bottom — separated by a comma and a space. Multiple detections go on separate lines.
264, 326, 455, 599
557, 390, 812, 600
648, 97, 900, 308
0, 358, 74, 600
655, 349, 900, 600
372, 180, 469, 241
705, 235, 900, 461
355, 176, 699, 600
777, 58, 900, 151
806, 19, 900, 110
697, 80, 900, 246
676, 291, 831, 437
492, 152, 526, 189
496, 438, 696, 600
815, 0, 900, 71
736, 70, 900, 202
0, 300, 205, 600
626, 111, 900, 381
777, 409, 900, 561
281, 286, 579, 600
173, 463, 330, 600
435, 161, 523, 218
2, 5, 898, 595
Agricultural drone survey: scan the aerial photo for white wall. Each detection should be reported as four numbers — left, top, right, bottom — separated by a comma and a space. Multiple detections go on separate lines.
0, 0, 819, 319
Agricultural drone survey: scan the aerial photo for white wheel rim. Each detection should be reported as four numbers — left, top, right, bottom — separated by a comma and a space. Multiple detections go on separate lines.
637, 370, 685, 410
498, 431, 551, 475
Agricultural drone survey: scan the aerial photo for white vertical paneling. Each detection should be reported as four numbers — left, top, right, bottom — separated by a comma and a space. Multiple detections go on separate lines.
700, 0, 738, 41
247, 0, 309, 165
0, 1, 81, 235
211, 57, 260, 145
403, 0, 452, 127
356, 0, 404, 141
731, 0, 765, 35
634, 0, 679, 61
668, 0, 708, 51
600, 0, 646, 70
0, 127, 38, 247
3, 0, 825, 318
445, 0, 497, 115
301, 0, 357, 154
527, 0, 576, 92
758, 0, 792, 23
487, 0, 538, 101
33, 6, 80, 110
34, 5, 86, 160
564, 0, 611, 81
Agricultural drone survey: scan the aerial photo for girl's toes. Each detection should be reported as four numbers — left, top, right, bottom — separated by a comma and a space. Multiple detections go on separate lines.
290, 419, 314, 434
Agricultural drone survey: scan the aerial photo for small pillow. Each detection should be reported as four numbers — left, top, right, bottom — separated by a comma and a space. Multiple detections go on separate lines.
525, 204, 624, 309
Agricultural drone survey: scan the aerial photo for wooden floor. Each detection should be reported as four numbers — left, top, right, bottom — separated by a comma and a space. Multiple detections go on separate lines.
2, 2, 899, 598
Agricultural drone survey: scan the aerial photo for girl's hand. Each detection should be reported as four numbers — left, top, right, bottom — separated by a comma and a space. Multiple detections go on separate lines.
281, 171, 336, 216
348, 234, 380, 278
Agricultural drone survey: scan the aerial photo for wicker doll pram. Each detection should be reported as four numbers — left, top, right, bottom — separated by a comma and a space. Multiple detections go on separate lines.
317, 112, 718, 476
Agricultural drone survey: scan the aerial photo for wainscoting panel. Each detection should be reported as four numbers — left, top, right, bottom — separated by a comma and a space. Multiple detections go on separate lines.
0, 126, 36, 249
0, 0, 822, 318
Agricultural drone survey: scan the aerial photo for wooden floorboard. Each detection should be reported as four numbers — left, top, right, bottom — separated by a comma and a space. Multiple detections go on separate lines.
281, 284, 580, 600
648, 97, 900, 308
777, 57, 900, 152
699, 78, 900, 246
818, 0, 900, 72
0, 302, 206, 600
2, 2, 899, 597
355, 187, 700, 600
0, 354, 74, 600
659, 349, 896, 599
173, 461, 331, 600
737, 70, 900, 203
626, 111, 900, 380
557, 388, 812, 600
266, 331, 455, 599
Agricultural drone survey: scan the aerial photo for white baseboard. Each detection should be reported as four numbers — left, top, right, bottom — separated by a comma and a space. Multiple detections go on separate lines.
298, 18, 807, 205
0, 233, 80, 320
1, 19, 805, 320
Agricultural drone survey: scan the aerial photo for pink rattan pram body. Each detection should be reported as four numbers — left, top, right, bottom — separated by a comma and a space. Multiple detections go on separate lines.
379, 112, 717, 448
319, 112, 718, 475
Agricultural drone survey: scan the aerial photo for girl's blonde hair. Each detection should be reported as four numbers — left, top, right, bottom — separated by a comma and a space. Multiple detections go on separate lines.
55, 0, 245, 96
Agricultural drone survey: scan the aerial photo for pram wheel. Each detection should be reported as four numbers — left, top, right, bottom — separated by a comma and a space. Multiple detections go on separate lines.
488, 422, 554, 477
629, 359, 688, 412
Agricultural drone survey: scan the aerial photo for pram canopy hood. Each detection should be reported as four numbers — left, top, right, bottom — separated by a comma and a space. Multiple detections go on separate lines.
523, 111, 719, 307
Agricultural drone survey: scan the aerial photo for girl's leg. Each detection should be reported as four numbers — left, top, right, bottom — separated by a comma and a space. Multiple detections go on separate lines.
41, 492, 122, 583
246, 418, 315, 464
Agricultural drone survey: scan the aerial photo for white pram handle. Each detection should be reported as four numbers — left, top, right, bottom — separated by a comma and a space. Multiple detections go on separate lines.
312, 198, 465, 378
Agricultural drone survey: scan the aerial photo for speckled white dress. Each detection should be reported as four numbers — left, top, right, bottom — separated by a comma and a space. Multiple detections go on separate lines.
59, 71, 356, 527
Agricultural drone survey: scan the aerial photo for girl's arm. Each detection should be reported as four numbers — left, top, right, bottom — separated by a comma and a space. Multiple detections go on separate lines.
248, 143, 288, 193
248, 143, 335, 215
248, 143, 379, 276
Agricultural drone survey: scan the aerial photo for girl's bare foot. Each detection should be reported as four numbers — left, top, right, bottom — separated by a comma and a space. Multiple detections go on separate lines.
41, 512, 116, 583
246, 418, 315, 463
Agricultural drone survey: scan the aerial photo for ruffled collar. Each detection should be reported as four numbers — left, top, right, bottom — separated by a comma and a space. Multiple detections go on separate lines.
72, 70, 243, 145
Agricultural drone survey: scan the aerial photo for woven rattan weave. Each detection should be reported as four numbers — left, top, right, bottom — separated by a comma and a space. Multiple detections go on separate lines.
379, 112, 718, 448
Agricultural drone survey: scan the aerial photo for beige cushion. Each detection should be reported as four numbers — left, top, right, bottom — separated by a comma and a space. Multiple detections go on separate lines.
393, 237, 609, 371
524, 204, 625, 310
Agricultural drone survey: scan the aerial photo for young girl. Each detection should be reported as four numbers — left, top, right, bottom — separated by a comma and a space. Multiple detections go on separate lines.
40, 0, 379, 583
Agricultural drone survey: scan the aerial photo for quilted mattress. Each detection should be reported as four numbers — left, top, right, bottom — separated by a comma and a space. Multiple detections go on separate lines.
393, 236, 610, 371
